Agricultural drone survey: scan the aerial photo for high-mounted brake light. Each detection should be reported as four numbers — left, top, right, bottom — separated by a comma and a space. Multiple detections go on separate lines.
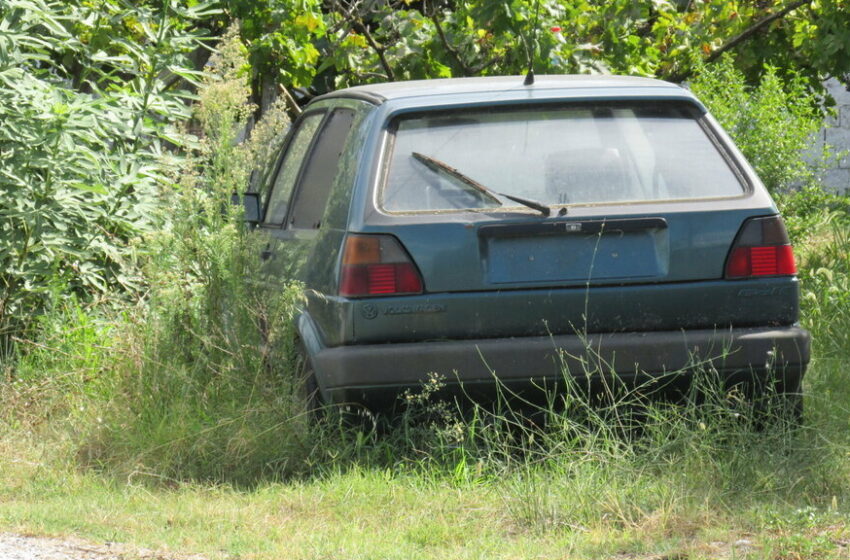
339, 234, 424, 297
725, 215, 797, 279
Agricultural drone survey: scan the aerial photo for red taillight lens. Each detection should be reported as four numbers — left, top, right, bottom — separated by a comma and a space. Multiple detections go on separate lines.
725, 245, 797, 278
725, 216, 797, 279
339, 235, 424, 297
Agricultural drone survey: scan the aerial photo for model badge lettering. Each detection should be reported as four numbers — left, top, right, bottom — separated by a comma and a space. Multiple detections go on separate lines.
382, 303, 446, 315
737, 287, 788, 297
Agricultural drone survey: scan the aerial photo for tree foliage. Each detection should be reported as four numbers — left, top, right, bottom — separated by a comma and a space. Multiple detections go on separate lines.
217, 0, 850, 96
690, 56, 830, 194
0, 0, 217, 336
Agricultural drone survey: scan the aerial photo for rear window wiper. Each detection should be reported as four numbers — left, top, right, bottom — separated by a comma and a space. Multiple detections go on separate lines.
411, 152, 551, 217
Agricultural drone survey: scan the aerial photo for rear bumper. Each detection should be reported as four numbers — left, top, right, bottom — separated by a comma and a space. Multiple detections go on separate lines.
312, 326, 811, 406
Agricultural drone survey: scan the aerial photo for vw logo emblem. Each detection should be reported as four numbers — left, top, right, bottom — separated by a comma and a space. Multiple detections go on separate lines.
361, 303, 378, 320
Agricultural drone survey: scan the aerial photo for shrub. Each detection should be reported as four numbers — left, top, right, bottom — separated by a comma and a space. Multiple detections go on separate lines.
1, 23, 312, 485
73, 26, 318, 484
689, 56, 832, 195
4, 20, 849, 496
0, 0, 210, 341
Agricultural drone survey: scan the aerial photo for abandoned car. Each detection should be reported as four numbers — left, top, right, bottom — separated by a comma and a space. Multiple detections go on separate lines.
242, 75, 810, 410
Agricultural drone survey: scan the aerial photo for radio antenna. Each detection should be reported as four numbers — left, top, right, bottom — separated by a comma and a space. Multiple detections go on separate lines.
523, 0, 542, 86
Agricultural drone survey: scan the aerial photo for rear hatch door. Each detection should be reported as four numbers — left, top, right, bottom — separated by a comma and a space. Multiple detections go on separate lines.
353, 101, 792, 342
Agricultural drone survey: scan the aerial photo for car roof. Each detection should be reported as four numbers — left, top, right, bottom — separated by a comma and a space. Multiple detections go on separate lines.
314, 74, 686, 105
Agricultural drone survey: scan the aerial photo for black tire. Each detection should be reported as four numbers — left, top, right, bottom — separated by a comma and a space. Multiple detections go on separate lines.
293, 341, 323, 418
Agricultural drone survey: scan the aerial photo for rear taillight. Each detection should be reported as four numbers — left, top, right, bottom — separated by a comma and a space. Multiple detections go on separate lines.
339, 234, 424, 297
725, 215, 797, 279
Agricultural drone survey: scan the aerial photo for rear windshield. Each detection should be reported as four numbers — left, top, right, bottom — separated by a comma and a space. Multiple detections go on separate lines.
381, 102, 746, 213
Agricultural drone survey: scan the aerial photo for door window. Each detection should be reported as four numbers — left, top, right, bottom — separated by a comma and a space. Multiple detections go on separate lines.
264, 112, 325, 225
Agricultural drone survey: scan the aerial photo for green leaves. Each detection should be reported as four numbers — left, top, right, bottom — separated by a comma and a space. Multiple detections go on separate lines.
690, 56, 829, 196
224, 0, 326, 87
0, 71, 149, 327
3, 0, 846, 342
231, 1, 850, 98
0, 0, 218, 336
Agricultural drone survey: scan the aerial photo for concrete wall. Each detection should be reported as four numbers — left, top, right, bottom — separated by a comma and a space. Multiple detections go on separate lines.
818, 78, 850, 194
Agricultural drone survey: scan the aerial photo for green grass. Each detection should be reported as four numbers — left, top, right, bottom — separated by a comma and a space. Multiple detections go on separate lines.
4, 24, 848, 558
0, 212, 848, 559
1, 423, 849, 559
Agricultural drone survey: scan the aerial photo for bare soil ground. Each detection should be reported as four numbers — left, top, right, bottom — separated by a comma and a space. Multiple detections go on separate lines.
0, 534, 207, 560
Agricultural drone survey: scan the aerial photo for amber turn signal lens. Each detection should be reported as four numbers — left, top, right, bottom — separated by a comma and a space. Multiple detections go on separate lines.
342, 235, 381, 265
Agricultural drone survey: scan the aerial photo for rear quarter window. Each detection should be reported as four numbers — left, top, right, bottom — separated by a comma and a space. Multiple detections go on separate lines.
288, 108, 356, 229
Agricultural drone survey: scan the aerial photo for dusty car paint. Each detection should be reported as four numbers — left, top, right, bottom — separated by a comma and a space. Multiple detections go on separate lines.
248, 75, 810, 407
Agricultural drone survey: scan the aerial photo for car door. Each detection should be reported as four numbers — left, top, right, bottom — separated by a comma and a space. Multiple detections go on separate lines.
257, 103, 359, 300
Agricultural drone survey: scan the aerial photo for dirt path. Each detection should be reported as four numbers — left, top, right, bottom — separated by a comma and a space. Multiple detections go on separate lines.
0, 534, 206, 560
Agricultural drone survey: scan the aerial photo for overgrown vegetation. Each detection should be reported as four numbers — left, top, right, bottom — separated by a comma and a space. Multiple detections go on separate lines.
3, 215, 850, 556
2, 0, 848, 340
689, 55, 850, 242
1, 2, 850, 558
228, 0, 850, 91
0, 0, 217, 338
6, 24, 311, 485
690, 56, 831, 195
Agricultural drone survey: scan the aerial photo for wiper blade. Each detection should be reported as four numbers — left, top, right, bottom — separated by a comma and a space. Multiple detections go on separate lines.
412, 152, 501, 205
412, 152, 551, 216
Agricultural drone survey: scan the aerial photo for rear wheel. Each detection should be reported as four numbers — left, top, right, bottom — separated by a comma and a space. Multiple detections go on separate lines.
293, 342, 323, 417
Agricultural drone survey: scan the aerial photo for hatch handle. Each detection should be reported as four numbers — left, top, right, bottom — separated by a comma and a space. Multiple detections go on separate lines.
478, 217, 667, 238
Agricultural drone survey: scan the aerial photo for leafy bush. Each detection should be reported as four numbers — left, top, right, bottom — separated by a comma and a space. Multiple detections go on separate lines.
0, 0, 213, 340
0, 22, 312, 485
2, 7, 849, 501
689, 56, 831, 195
776, 184, 850, 243
69, 26, 318, 484
798, 215, 850, 357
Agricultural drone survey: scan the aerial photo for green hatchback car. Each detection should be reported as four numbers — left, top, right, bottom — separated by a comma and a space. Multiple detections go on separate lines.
243, 75, 810, 409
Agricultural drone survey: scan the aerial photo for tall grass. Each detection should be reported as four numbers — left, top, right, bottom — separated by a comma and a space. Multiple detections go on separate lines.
0, 26, 317, 485
797, 219, 850, 446
72, 27, 316, 485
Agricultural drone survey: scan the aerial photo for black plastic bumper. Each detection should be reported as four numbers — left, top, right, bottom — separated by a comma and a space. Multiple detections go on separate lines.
312, 326, 811, 406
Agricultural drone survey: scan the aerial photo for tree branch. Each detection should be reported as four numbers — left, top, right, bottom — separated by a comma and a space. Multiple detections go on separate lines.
278, 84, 303, 116
431, 13, 472, 76
666, 0, 813, 82
350, 19, 395, 81
470, 56, 501, 75
706, 0, 812, 64
430, 11, 501, 76
329, 0, 395, 81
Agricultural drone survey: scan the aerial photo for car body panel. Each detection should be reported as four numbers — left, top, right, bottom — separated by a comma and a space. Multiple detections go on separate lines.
247, 75, 809, 406
257, 98, 373, 292
352, 209, 777, 293
346, 277, 800, 344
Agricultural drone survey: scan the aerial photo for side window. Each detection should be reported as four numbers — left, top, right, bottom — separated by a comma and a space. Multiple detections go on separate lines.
287, 108, 356, 230
264, 112, 324, 225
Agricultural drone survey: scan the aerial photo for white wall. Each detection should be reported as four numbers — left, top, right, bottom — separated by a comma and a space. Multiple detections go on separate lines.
818, 78, 850, 194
